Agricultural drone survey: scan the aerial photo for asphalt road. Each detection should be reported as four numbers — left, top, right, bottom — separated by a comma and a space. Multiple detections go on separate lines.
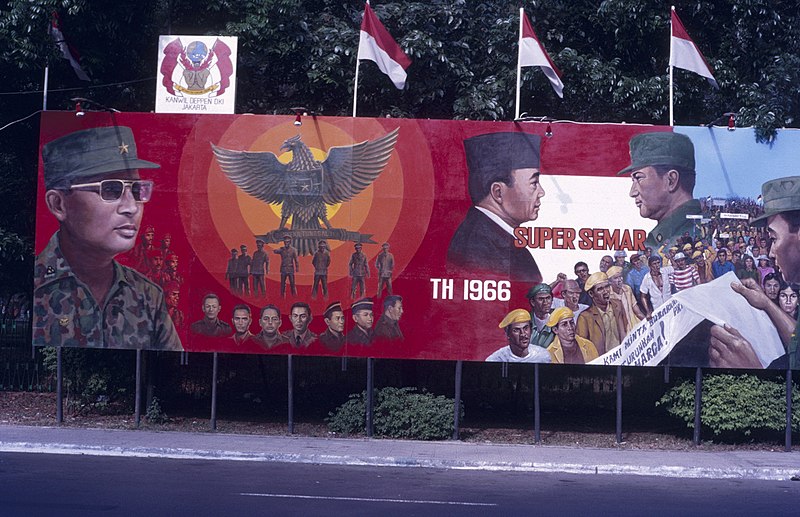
1, 452, 798, 516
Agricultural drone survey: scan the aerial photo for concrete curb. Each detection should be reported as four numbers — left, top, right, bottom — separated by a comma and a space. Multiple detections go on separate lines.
1, 440, 798, 481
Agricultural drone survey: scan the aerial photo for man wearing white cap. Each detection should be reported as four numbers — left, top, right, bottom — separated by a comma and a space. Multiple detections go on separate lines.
485, 309, 551, 363
668, 252, 699, 292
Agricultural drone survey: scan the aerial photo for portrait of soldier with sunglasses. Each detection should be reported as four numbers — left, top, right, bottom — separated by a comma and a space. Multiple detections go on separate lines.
33, 126, 182, 351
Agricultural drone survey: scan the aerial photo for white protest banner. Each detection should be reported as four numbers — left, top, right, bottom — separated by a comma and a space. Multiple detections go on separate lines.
591, 272, 784, 367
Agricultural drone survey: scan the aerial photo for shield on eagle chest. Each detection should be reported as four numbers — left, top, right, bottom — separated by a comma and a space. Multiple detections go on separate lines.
282, 167, 323, 207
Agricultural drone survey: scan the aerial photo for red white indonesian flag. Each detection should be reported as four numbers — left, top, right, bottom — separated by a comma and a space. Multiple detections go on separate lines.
49, 12, 90, 81
669, 9, 718, 89
519, 11, 563, 98
357, 2, 411, 89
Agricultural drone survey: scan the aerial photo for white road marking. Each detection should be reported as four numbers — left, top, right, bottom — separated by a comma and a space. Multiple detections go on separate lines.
240, 492, 497, 507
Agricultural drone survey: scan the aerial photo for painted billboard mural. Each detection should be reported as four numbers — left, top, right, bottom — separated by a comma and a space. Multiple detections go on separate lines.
34, 111, 799, 369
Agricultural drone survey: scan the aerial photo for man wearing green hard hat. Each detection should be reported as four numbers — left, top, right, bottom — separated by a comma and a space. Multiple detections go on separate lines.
708, 176, 800, 369
34, 125, 182, 351
618, 132, 702, 250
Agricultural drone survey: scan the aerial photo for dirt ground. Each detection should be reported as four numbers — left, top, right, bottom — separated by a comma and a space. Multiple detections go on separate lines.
1, 391, 793, 452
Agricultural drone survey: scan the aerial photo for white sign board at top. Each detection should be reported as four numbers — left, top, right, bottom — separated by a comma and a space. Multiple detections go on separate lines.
155, 35, 238, 114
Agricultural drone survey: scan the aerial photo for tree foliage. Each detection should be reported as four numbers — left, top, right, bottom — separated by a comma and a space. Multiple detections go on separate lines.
658, 374, 799, 438
2, 0, 800, 290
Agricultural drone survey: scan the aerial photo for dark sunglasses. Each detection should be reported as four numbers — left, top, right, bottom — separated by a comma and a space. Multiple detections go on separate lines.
69, 179, 153, 202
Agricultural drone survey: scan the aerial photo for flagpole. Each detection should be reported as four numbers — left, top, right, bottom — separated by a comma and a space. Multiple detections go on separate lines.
43, 64, 49, 111
514, 7, 524, 120
352, 58, 361, 118
353, 0, 369, 118
669, 66, 674, 127
669, 5, 675, 126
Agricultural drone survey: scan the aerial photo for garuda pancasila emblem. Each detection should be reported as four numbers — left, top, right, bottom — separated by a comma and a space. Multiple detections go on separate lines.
212, 128, 399, 255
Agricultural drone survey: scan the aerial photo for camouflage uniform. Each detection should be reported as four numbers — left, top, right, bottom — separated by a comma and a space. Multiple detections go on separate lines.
33, 233, 182, 350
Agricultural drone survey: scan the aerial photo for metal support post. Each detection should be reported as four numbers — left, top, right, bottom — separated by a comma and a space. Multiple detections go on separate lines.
693, 367, 702, 446
452, 361, 463, 440
56, 347, 63, 424
135, 349, 142, 428
534, 363, 541, 444
616, 365, 623, 444
786, 368, 793, 452
210, 352, 218, 431
366, 358, 374, 437
288, 355, 294, 434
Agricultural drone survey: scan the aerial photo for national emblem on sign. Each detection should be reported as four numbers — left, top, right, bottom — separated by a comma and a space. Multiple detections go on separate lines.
212, 129, 399, 255
160, 37, 234, 97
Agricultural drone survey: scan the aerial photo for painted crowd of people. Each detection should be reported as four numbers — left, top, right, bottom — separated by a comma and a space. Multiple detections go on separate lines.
187, 294, 405, 354
486, 215, 799, 367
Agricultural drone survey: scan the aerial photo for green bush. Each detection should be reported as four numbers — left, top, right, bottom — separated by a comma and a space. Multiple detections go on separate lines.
657, 374, 800, 437
41, 347, 131, 413
326, 387, 462, 440
146, 396, 169, 424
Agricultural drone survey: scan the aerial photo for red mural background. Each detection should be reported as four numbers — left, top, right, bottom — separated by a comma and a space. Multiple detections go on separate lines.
36, 111, 678, 362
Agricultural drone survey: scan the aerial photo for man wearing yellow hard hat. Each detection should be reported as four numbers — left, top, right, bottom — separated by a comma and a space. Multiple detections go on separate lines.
576, 272, 628, 356
485, 309, 551, 363
546, 307, 599, 364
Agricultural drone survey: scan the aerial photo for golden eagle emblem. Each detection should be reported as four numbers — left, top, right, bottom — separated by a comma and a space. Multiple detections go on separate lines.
212, 128, 399, 255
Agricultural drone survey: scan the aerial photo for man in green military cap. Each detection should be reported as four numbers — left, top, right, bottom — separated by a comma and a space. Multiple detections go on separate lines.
525, 282, 564, 349
618, 132, 701, 250
33, 125, 182, 351
708, 176, 800, 369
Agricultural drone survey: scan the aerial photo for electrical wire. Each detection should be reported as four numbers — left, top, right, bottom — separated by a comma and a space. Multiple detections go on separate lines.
0, 110, 43, 133
0, 77, 156, 96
